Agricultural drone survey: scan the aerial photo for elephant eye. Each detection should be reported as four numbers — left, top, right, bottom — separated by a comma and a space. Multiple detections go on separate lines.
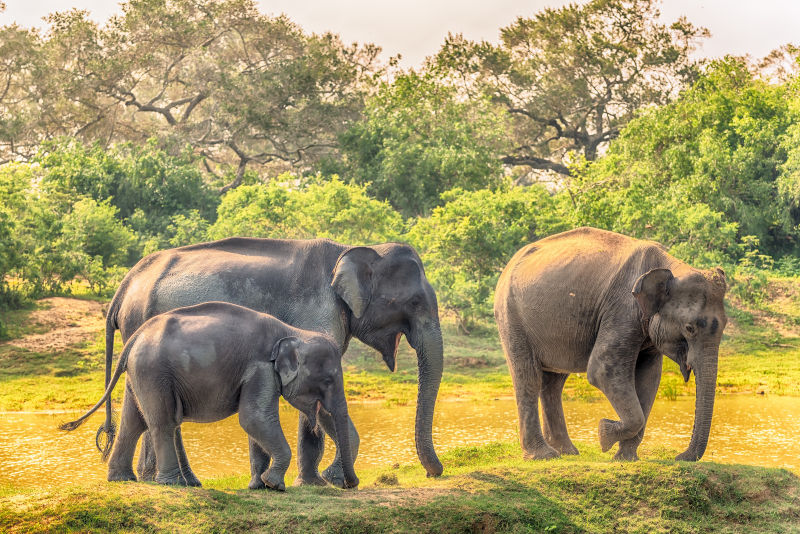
684, 323, 696, 337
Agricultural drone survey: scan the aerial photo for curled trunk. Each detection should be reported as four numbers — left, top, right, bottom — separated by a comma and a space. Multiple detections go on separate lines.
413, 320, 444, 476
676, 348, 718, 461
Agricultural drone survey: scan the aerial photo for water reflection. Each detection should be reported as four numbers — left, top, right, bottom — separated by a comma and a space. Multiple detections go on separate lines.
1, 395, 797, 488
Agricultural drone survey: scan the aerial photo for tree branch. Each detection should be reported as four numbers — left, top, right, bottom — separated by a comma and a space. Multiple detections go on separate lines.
501, 155, 572, 176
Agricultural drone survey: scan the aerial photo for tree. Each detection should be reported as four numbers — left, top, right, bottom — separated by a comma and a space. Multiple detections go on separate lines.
434, 0, 707, 177
208, 175, 403, 244
35, 138, 219, 243
0, 23, 41, 162
0, 0, 382, 185
407, 185, 566, 328
337, 71, 509, 216
566, 57, 796, 263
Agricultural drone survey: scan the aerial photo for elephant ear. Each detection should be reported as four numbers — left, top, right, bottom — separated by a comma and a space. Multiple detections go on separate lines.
271, 337, 300, 387
632, 268, 674, 321
331, 247, 380, 318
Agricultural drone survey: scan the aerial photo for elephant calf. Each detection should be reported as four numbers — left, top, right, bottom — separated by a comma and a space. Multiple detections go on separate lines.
495, 227, 727, 462
61, 302, 359, 491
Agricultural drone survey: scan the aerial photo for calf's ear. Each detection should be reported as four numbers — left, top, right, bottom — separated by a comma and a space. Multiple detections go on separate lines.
632, 268, 674, 319
271, 337, 299, 387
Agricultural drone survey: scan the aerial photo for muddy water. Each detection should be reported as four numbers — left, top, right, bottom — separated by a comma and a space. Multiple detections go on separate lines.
1, 395, 798, 488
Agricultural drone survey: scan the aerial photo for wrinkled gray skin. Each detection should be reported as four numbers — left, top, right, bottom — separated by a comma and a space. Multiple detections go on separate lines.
494, 228, 727, 462
61, 302, 358, 490
101, 238, 443, 487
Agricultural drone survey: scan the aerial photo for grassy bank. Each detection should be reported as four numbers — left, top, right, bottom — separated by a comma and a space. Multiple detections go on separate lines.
1, 442, 798, 533
2, 276, 800, 412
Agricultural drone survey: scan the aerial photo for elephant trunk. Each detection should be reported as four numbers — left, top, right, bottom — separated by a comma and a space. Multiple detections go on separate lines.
332, 393, 359, 489
412, 318, 444, 477
676, 345, 718, 461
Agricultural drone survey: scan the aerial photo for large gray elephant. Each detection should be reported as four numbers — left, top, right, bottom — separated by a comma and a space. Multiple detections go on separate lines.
494, 227, 727, 462
62, 302, 359, 490
99, 238, 443, 487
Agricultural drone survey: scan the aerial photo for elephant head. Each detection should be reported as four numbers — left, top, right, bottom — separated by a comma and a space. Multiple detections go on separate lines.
272, 336, 359, 488
633, 267, 727, 461
331, 244, 443, 477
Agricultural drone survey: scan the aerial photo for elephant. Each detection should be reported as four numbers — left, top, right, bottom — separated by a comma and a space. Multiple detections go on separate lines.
494, 227, 727, 462
61, 302, 359, 490
97, 237, 443, 488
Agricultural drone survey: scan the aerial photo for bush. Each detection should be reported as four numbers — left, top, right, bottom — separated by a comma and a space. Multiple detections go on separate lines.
208, 175, 404, 244
35, 137, 219, 242
336, 72, 508, 217
408, 185, 566, 329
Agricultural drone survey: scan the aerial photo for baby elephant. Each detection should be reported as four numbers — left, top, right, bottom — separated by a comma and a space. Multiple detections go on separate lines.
60, 301, 359, 491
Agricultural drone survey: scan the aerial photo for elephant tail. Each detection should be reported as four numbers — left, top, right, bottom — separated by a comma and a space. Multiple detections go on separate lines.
59, 335, 132, 460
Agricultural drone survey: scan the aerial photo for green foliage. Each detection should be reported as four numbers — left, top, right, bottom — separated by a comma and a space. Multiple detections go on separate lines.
35, 138, 219, 241
434, 0, 707, 174
566, 57, 797, 263
59, 198, 135, 268
337, 71, 508, 217
408, 185, 566, 327
209, 175, 404, 244
0, 161, 139, 296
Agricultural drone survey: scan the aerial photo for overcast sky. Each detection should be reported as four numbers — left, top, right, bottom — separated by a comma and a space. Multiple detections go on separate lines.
2, 1, 798, 67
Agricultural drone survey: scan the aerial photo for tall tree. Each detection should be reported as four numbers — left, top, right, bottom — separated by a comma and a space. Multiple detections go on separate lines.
337, 71, 509, 217
0, 0, 382, 188
434, 0, 707, 177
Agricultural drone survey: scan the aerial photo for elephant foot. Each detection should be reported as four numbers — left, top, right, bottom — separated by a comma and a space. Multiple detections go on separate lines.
137, 459, 157, 482
293, 473, 328, 487
261, 470, 286, 492
183, 474, 202, 487
155, 471, 188, 486
557, 443, 579, 456
546, 437, 579, 456
523, 444, 560, 460
675, 450, 701, 462
613, 449, 639, 462
321, 463, 345, 488
598, 418, 620, 453
107, 469, 137, 482
249, 474, 268, 490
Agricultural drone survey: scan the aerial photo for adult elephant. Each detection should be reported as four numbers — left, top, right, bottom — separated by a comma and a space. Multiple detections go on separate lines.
99, 238, 444, 486
494, 227, 727, 462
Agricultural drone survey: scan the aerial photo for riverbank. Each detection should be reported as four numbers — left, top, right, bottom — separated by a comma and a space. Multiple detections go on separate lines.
1, 441, 798, 533
2, 290, 800, 411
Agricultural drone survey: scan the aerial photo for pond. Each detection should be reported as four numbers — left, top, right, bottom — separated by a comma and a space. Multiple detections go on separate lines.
1, 395, 798, 488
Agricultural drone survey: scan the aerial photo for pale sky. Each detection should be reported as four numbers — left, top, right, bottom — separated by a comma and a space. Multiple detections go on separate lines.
2, 1, 798, 67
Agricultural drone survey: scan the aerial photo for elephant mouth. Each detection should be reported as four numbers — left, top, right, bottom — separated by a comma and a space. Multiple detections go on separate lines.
679, 360, 692, 382
381, 332, 402, 372
676, 341, 692, 382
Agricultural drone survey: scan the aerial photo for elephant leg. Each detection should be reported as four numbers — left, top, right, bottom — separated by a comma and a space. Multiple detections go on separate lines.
317, 410, 360, 488
149, 425, 185, 485
540, 371, 578, 455
293, 413, 327, 487
173, 428, 201, 487
136, 432, 157, 481
239, 383, 290, 491
107, 382, 145, 482
500, 327, 558, 460
248, 438, 271, 490
587, 330, 644, 454
616, 348, 663, 461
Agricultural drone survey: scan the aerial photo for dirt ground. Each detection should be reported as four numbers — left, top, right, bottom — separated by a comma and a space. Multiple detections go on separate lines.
1, 297, 105, 352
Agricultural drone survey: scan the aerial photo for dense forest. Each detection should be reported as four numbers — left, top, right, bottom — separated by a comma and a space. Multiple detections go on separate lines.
2, 0, 800, 332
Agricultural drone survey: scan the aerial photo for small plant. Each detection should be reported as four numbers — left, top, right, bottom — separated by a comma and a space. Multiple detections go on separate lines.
661, 381, 680, 401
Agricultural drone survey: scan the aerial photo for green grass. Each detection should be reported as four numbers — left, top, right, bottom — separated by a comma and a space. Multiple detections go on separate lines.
1, 441, 798, 533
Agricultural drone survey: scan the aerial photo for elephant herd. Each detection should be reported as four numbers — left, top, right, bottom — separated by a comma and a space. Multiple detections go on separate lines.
62, 226, 727, 490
